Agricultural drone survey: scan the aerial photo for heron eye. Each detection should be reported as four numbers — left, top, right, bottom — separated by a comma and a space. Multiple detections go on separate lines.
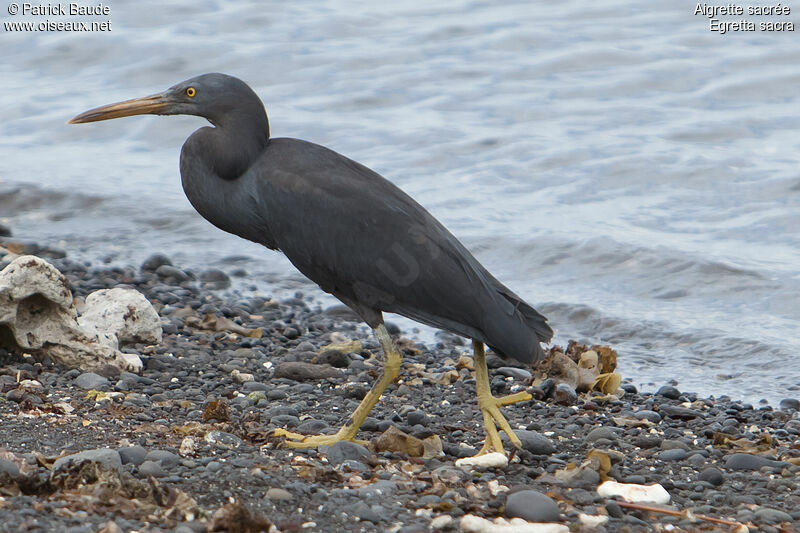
186, 87, 196, 98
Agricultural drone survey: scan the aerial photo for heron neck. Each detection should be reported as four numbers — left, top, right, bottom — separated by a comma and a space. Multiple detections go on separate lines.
205, 109, 270, 181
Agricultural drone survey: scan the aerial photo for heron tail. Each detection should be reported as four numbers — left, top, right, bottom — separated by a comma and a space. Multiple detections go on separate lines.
482, 285, 553, 364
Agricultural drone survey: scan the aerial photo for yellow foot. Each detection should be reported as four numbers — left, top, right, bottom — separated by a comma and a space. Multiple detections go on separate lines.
477, 390, 532, 456
273, 427, 369, 449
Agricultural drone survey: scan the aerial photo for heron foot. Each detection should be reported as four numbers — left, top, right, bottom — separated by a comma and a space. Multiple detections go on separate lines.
273, 427, 369, 449
476, 390, 532, 455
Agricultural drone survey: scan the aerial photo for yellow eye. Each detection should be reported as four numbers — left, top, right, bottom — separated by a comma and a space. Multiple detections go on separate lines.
186, 87, 196, 98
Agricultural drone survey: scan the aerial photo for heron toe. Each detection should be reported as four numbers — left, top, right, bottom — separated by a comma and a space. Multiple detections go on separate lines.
476, 390, 532, 455
273, 428, 369, 448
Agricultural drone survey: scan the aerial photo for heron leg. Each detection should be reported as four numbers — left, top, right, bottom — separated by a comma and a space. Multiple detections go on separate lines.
473, 340, 532, 456
274, 323, 402, 448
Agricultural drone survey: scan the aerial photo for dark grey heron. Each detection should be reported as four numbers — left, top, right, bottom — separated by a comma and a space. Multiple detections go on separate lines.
69, 73, 552, 456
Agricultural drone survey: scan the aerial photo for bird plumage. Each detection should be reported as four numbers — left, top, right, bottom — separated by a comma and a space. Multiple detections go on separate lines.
181, 129, 552, 363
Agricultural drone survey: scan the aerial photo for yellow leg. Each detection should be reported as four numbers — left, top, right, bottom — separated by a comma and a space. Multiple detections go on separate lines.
275, 323, 402, 448
473, 340, 532, 456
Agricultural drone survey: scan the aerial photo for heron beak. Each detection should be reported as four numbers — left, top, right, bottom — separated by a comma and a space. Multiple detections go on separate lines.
68, 92, 171, 124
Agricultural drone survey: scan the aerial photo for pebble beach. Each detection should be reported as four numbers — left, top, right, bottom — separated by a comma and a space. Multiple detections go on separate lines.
1, 248, 798, 532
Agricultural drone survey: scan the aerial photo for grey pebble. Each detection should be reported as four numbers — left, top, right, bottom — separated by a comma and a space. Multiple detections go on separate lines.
605, 500, 624, 518
323, 441, 372, 465
118, 445, 147, 466
658, 449, 688, 461
354, 502, 384, 523
553, 383, 577, 405
508, 429, 556, 455
634, 410, 662, 423
296, 419, 330, 434
358, 480, 397, 499
698, 467, 724, 486
0, 458, 20, 478
505, 490, 560, 522
53, 448, 121, 471
141, 253, 172, 272
495, 367, 532, 380
779, 398, 799, 411
274, 361, 342, 381
406, 410, 428, 426
145, 450, 180, 468
206, 461, 223, 472
754, 507, 793, 524
155, 264, 190, 282
656, 385, 681, 399
266, 487, 293, 501
585, 426, 620, 442
660, 439, 690, 451
74, 372, 110, 390
687, 453, 706, 467
205, 430, 244, 449
724, 453, 787, 471
138, 460, 167, 477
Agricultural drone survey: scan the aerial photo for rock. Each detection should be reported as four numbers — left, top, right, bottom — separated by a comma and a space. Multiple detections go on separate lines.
429, 515, 454, 530
578, 514, 608, 528
660, 439, 690, 451
205, 431, 243, 449
460, 515, 569, 533
138, 460, 166, 478
78, 288, 162, 348
455, 452, 508, 470
656, 385, 681, 399
597, 480, 670, 504
496, 367, 532, 380
75, 372, 110, 390
779, 398, 799, 411
266, 487, 293, 501
353, 502, 384, 523
657, 449, 688, 461
552, 383, 577, 405
155, 264, 190, 282
754, 507, 793, 524
322, 441, 372, 465
698, 467, 724, 486
118, 445, 147, 466
0, 256, 142, 372
313, 349, 351, 368
585, 426, 620, 442
432, 465, 470, 484
505, 490, 560, 522
605, 501, 624, 518
199, 269, 231, 289
724, 453, 787, 471
659, 405, 702, 420
145, 450, 180, 468
0, 458, 20, 477
357, 480, 397, 499
509, 430, 556, 455
141, 253, 172, 272
53, 448, 122, 471
406, 410, 428, 426
231, 369, 254, 383
179, 437, 197, 456
634, 410, 662, 423
274, 362, 342, 381
295, 419, 329, 434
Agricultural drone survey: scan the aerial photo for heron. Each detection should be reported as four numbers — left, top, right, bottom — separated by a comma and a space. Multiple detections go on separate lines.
69, 73, 552, 456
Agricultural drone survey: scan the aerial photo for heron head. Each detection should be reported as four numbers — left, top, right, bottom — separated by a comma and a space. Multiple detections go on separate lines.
68, 73, 264, 126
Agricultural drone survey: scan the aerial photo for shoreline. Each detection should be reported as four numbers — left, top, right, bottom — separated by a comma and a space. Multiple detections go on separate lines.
1, 251, 798, 532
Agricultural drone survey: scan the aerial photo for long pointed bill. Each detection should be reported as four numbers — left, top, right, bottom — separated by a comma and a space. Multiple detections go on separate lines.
68, 92, 171, 124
